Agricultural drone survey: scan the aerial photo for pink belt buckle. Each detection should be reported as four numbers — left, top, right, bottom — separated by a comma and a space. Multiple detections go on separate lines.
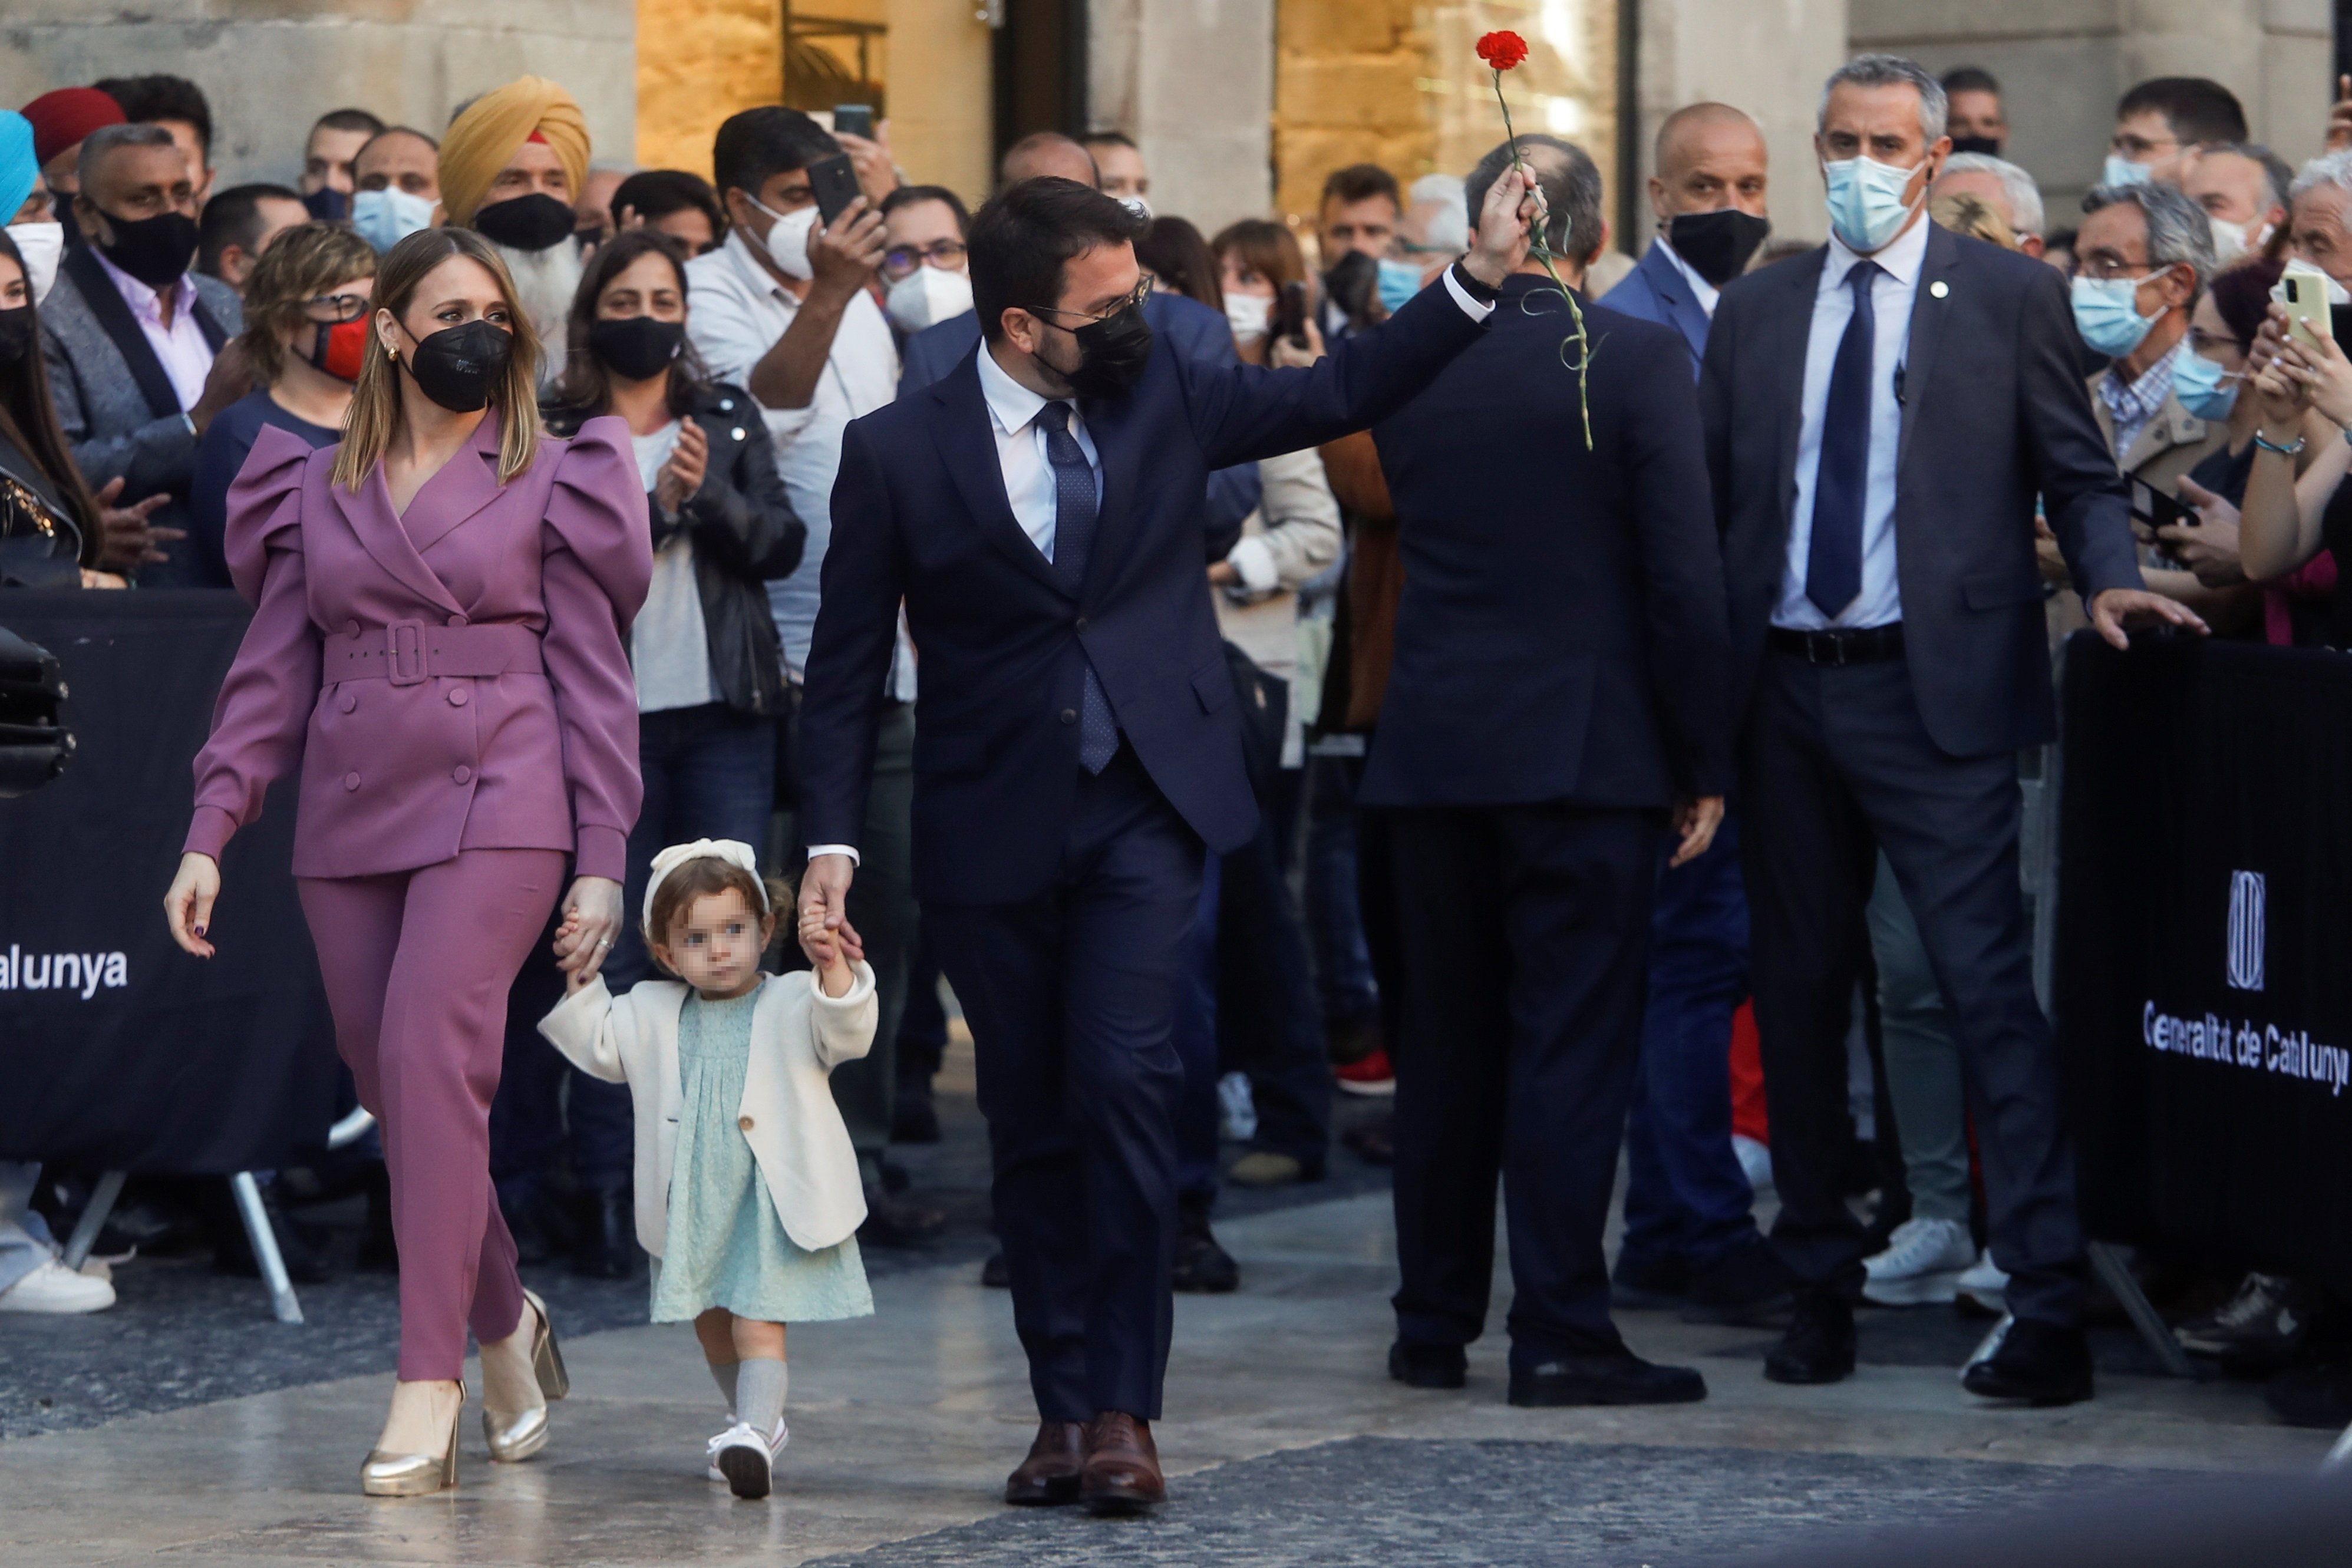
385, 619, 427, 686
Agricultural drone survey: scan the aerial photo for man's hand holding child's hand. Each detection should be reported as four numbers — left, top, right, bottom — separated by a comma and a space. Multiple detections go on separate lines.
798, 906, 855, 998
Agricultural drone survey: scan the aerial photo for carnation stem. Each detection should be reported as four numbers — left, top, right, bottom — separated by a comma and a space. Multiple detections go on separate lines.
1493, 68, 1594, 450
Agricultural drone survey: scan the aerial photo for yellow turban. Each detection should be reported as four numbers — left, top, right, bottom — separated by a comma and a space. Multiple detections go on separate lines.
438, 76, 591, 227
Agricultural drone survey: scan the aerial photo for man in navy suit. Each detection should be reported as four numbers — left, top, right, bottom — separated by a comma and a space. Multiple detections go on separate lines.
1364, 134, 1730, 1409
1597, 103, 1789, 1323
798, 171, 1537, 1510
1700, 54, 2202, 1404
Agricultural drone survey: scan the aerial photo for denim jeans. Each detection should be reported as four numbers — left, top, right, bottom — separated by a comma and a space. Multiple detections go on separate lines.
1217, 802, 1331, 1165
1305, 753, 1380, 1025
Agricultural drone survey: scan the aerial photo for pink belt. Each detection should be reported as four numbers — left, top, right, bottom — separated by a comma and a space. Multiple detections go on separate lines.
322, 619, 545, 686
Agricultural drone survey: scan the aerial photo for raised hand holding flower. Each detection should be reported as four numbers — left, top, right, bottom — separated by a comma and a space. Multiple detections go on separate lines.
1476, 28, 1596, 448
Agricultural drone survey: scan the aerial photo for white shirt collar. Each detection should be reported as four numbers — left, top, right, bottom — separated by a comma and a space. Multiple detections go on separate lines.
1823, 209, 1932, 291
722, 228, 797, 306
974, 336, 1068, 441
1655, 237, 1721, 316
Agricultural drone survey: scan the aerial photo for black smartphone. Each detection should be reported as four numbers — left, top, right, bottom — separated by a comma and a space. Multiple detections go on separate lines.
833, 104, 875, 141
2333, 302, 2352, 345
1271, 280, 1308, 348
2132, 477, 2196, 532
807, 153, 863, 229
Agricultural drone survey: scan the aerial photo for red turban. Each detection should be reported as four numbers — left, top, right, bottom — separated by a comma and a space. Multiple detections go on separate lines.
22, 87, 124, 169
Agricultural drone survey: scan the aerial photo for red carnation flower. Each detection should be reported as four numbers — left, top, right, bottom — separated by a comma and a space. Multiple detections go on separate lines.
1476, 30, 1529, 71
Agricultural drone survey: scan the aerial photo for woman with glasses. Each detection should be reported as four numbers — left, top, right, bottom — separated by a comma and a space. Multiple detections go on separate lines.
878, 184, 971, 338
189, 222, 377, 586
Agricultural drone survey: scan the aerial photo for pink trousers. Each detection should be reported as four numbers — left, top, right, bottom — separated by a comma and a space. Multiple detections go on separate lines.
298, 848, 566, 1381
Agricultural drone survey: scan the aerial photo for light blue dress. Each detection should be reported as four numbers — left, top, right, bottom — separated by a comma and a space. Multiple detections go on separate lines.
647, 986, 874, 1324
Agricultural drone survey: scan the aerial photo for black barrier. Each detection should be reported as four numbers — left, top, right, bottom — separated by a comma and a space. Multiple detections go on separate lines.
0, 590, 338, 1172
2057, 630, 2352, 1299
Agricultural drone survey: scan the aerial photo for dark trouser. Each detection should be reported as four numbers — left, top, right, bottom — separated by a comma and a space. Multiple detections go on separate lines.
784, 696, 918, 1172
1387, 802, 1660, 1370
1740, 652, 2083, 1326
926, 747, 1203, 1421
1306, 752, 1382, 1028
1620, 811, 1761, 1272
1216, 806, 1331, 1164
1175, 855, 1223, 1211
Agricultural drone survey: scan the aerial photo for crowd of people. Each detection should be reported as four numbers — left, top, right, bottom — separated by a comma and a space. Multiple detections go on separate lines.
4, 43, 2352, 1513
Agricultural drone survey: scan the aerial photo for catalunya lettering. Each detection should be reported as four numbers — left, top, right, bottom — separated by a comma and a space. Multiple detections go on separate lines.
2142, 1002, 2352, 1098
0, 945, 130, 1000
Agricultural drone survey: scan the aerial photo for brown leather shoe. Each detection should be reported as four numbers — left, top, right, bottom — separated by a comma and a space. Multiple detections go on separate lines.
1079, 1411, 1165, 1515
1004, 1420, 1086, 1506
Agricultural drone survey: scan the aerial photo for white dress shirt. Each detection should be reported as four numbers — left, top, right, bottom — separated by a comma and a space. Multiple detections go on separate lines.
685, 230, 911, 693
91, 247, 214, 411
1772, 213, 1930, 632
1657, 238, 1723, 318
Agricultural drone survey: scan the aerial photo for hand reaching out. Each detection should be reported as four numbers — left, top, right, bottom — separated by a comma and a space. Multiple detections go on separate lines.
91, 476, 180, 572
2162, 476, 2246, 588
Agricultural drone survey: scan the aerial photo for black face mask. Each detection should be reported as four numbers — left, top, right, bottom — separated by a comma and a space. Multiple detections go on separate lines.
1948, 136, 2003, 159
588, 315, 685, 382
0, 306, 34, 369
471, 192, 578, 253
303, 187, 349, 222
90, 206, 199, 290
1666, 208, 1772, 288
1054, 301, 1154, 400
399, 319, 513, 412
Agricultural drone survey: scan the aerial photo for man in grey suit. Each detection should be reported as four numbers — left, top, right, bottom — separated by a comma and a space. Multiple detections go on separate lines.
1700, 54, 2201, 1405
41, 123, 245, 585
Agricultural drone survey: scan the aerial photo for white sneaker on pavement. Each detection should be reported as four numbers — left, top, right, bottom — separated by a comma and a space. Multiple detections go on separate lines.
1862, 1217, 1976, 1306
707, 1418, 786, 1496
0, 1256, 115, 1313
1732, 1134, 1774, 1199
1954, 1250, 2010, 1314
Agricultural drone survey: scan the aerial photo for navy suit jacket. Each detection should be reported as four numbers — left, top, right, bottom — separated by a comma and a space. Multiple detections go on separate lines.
801, 279, 1488, 903
1361, 279, 1730, 811
1600, 242, 1711, 375
1700, 221, 2142, 758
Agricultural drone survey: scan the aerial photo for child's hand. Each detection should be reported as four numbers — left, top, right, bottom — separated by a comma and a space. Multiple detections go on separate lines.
798, 908, 855, 998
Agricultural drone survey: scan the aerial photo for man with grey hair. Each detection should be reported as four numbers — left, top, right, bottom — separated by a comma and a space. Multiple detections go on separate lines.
2182, 142, 2290, 264
1703, 52, 2202, 1407
1932, 152, 2045, 257
1369, 131, 1728, 1410
2074, 180, 2225, 500
39, 119, 246, 583
2285, 148, 2352, 289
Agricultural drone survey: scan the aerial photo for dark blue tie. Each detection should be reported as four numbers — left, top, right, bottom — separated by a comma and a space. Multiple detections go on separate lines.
1806, 259, 1881, 620
1035, 401, 1119, 773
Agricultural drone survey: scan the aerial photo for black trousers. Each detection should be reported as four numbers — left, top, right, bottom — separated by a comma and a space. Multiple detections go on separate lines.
1387, 801, 1660, 1368
925, 746, 1204, 1421
1741, 651, 2083, 1326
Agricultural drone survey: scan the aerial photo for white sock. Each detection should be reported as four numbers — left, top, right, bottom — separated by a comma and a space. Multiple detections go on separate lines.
736, 1356, 786, 1435
708, 1359, 738, 1415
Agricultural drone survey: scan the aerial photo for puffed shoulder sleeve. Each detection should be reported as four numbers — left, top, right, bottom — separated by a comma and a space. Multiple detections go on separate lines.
185, 428, 322, 861
541, 417, 656, 882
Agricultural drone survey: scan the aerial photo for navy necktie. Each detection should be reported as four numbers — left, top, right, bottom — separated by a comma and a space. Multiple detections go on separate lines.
1806, 259, 1882, 620
1035, 401, 1119, 773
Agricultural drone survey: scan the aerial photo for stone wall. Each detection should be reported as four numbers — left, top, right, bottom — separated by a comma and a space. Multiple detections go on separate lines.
0, 0, 638, 189
1090, 0, 1277, 238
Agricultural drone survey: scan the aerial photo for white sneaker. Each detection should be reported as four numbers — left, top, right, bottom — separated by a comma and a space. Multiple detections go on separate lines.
0, 1256, 116, 1313
1217, 1071, 1258, 1142
1954, 1250, 2010, 1314
1732, 1134, 1774, 1198
1862, 1217, 1977, 1306
707, 1419, 785, 1497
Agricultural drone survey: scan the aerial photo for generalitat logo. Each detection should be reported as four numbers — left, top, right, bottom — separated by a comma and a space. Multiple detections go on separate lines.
0, 945, 128, 1000
2227, 870, 2265, 992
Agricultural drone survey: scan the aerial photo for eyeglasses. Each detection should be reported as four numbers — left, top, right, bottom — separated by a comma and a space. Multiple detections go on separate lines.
2075, 257, 2165, 283
303, 292, 372, 323
1022, 276, 1153, 326
881, 239, 967, 282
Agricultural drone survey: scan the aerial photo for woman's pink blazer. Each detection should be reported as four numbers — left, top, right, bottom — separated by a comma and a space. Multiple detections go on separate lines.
184, 413, 654, 883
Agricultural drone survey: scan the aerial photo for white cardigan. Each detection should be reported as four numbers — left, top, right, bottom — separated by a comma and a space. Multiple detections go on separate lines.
537, 964, 876, 1257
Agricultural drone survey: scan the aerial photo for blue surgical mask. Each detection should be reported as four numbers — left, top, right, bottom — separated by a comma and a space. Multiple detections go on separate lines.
2171, 342, 2238, 421
2102, 155, 2153, 190
2069, 272, 2161, 358
1375, 258, 1424, 315
352, 187, 436, 253
1822, 156, 1924, 254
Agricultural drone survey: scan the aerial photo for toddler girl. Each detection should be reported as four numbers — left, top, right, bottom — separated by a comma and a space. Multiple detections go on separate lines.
540, 838, 875, 1498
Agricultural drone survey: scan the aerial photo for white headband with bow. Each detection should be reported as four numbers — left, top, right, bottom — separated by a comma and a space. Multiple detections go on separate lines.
642, 839, 771, 932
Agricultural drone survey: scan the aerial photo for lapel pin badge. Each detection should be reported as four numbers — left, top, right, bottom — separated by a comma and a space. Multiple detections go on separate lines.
1929, 280, 1949, 299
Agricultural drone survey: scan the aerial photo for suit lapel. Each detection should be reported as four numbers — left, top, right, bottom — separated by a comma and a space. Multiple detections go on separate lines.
929, 357, 1071, 599
63, 247, 182, 423
1644, 246, 1711, 365
1771, 247, 1829, 530
330, 443, 469, 618
401, 412, 508, 555
1896, 220, 1960, 472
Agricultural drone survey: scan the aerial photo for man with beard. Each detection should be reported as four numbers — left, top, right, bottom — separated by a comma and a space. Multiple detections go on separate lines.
436, 76, 591, 384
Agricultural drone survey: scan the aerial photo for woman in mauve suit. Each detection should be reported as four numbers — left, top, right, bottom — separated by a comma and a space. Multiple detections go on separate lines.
163, 227, 652, 1496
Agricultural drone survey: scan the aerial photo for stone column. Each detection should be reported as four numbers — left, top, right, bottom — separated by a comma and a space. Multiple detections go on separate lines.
1091, 0, 1275, 235
0, 0, 638, 189
1635, 0, 1850, 249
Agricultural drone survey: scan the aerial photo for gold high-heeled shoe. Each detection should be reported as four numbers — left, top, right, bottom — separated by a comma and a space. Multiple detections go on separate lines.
483, 1288, 569, 1463
361, 1380, 464, 1497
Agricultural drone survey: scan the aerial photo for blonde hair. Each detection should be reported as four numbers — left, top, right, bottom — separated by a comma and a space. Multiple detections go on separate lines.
238, 222, 377, 385
332, 227, 543, 491
1929, 191, 2019, 252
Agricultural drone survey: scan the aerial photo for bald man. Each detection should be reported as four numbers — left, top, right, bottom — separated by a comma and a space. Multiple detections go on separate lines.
1603, 103, 1770, 372
1598, 100, 1787, 1327
999, 131, 1099, 189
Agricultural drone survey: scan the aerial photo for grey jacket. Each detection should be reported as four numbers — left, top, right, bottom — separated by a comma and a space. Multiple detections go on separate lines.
39, 252, 243, 587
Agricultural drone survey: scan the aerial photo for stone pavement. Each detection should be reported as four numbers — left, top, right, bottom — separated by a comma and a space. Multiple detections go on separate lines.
2, 1191, 2334, 1567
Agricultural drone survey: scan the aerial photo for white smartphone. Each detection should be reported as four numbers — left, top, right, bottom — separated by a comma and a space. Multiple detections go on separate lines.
2275, 262, 2337, 353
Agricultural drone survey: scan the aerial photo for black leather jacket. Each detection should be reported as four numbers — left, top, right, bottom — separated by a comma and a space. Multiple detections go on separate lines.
544, 381, 805, 716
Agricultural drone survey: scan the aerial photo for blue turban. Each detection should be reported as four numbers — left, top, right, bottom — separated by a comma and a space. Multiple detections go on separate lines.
0, 111, 34, 226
